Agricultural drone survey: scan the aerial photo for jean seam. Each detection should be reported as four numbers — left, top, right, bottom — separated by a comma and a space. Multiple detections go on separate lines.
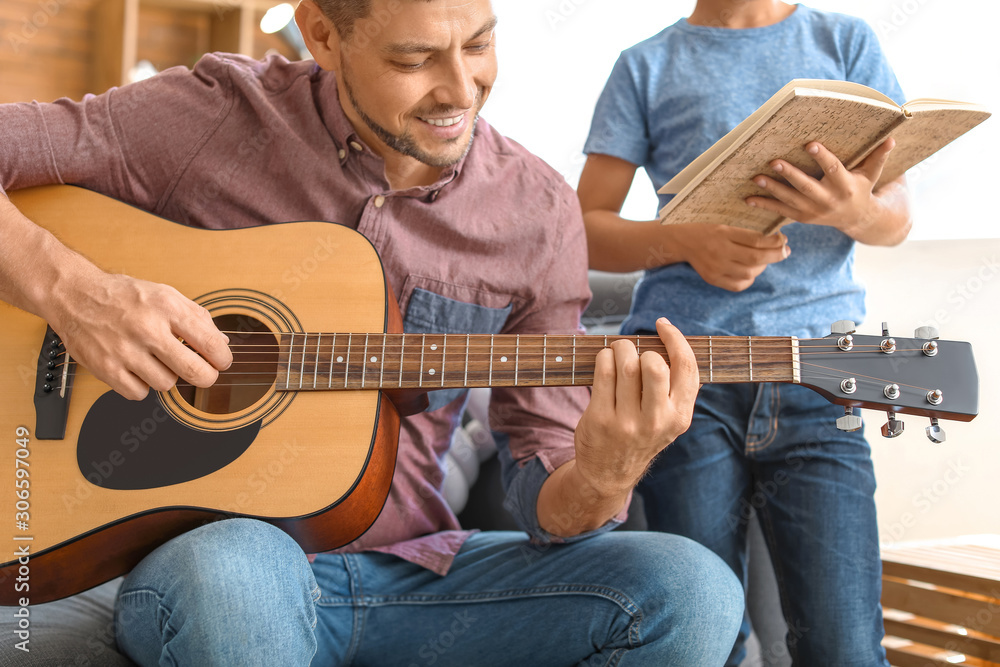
604, 647, 628, 667
757, 507, 796, 663
119, 588, 180, 667
345, 555, 366, 665
317, 584, 640, 612
746, 384, 780, 453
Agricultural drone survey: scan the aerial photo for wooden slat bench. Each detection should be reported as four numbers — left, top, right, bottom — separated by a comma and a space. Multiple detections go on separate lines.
882, 537, 1000, 667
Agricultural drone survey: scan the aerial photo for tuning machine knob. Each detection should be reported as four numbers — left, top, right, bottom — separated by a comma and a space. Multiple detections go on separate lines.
881, 412, 904, 438
836, 407, 863, 432
831, 320, 857, 335
925, 418, 947, 444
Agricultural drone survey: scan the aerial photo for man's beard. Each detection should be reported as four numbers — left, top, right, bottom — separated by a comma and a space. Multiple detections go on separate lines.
341, 62, 482, 168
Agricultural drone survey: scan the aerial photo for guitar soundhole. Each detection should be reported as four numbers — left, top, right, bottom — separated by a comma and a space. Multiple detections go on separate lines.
176, 314, 278, 415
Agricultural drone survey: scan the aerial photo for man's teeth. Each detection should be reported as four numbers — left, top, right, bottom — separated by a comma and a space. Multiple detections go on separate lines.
422, 115, 462, 127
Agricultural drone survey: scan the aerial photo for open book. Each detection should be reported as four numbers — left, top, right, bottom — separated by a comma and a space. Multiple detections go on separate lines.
657, 79, 991, 233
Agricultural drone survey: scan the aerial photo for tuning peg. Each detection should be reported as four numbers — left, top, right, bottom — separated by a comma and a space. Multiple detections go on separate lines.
881, 412, 904, 438
914, 326, 940, 340
882, 321, 891, 336
836, 407, 863, 432
831, 320, 856, 335
925, 418, 947, 444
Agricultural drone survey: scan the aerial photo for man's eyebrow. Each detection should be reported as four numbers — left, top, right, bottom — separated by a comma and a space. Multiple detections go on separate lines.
383, 16, 498, 56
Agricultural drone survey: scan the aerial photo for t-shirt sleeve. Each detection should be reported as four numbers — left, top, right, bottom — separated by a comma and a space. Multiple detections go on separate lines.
582, 53, 650, 167
843, 19, 905, 105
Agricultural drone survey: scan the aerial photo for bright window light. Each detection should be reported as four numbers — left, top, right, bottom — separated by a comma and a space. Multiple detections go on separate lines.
260, 3, 295, 34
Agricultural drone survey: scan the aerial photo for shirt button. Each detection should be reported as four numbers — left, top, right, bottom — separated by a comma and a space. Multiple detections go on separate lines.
374, 195, 386, 208
350, 141, 363, 152
338, 148, 346, 160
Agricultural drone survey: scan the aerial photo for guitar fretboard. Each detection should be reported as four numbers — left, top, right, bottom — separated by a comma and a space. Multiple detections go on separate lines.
275, 334, 800, 391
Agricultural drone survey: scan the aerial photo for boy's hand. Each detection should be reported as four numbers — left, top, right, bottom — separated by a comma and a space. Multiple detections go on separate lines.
745, 138, 895, 237
667, 223, 790, 292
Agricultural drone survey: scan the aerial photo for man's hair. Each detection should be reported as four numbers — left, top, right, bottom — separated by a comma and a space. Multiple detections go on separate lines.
315, 0, 371, 37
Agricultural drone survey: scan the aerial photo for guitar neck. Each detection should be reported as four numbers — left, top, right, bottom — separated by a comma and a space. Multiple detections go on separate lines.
275, 333, 799, 391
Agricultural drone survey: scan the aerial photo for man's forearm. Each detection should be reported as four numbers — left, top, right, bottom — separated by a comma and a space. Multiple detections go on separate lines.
535, 459, 632, 538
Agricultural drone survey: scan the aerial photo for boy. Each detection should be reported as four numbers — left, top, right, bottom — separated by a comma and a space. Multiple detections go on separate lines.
579, 1, 910, 664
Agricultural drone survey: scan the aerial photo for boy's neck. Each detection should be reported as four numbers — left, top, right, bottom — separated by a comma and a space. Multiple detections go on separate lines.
687, 1, 797, 29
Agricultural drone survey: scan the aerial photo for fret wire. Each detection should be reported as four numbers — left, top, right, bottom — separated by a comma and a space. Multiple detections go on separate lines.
362, 333, 369, 389
542, 334, 547, 386
313, 333, 321, 390
328, 333, 335, 389
488, 334, 494, 386
298, 333, 307, 390
379, 334, 386, 389
464, 333, 470, 387
399, 334, 405, 388
344, 333, 352, 389
419, 333, 426, 388
514, 334, 520, 386
572, 336, 577, 385
441, 335, 447, 388
709, 335, 714, 382
748, 336, 753, 382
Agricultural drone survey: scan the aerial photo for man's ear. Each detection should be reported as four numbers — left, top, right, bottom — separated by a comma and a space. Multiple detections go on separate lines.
295, 0, 343, 71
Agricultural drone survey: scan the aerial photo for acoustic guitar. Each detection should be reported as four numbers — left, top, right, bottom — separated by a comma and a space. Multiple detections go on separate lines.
0, 185, 979, 605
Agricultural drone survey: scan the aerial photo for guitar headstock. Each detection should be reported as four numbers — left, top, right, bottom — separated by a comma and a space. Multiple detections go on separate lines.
797, 321, 979, 442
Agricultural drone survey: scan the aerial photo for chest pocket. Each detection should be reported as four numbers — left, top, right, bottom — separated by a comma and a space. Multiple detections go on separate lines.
403, 287, 513, 412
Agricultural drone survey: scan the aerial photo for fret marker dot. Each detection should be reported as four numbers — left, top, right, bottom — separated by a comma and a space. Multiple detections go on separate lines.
370, 356, 377, 363
429, 368, 436, 375
556, 356, 563, 362
337, 356, 344, 363
500, 356, 508, 363
430, 344, 438, 351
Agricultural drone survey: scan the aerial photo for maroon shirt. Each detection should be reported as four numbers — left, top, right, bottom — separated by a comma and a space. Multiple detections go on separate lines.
0, 54, 620, 575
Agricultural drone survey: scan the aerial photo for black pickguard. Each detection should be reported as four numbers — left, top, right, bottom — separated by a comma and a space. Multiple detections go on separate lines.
77, 392, 260, 490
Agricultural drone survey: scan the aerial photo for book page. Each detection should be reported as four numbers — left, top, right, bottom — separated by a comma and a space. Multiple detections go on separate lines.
878, 105, 992, 186
660, 79, 898, 195
658, 91, 903, 231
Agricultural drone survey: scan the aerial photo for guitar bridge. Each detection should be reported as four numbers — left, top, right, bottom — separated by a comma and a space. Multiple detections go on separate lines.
33, 325, 75, 439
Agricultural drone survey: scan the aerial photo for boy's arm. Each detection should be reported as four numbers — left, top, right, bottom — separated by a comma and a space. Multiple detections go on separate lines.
746, 138, 912, 247
578, 153, 790, 292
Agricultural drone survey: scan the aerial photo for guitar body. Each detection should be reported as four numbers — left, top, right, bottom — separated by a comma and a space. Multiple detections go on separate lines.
0, 186, 401, 604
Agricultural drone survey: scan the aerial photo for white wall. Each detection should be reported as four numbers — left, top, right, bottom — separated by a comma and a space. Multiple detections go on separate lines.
857, 239, 1000, 544
486, 1, 999, 541
488, 0, 999, 241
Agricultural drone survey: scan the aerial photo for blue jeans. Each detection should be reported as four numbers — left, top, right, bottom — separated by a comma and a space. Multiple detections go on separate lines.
637, 382, 888, 667
114, 518, 743, 666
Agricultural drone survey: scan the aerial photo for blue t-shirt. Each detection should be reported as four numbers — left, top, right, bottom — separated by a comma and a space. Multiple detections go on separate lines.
584, 4, 904, 339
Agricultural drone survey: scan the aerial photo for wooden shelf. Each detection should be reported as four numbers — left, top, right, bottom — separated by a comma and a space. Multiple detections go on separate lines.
93, 0, 295, 93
